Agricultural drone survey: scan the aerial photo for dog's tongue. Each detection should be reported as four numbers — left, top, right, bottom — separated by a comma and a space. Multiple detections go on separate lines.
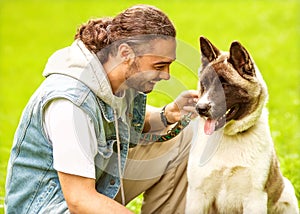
204, 119, 217, 135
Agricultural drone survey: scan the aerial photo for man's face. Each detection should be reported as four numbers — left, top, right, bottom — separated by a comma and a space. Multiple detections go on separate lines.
125, 38, 176, 93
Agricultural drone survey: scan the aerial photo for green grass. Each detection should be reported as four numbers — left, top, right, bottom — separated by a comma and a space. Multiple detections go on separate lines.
0, 0, 299, 213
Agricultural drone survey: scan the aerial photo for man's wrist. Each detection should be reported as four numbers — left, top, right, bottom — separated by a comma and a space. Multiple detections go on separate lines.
160, 105, 174, 127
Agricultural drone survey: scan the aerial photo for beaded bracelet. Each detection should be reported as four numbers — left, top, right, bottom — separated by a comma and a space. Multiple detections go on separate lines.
160, 105, 174, 127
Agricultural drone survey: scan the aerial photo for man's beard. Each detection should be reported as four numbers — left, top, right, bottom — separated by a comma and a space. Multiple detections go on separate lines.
124, 60, 154, 93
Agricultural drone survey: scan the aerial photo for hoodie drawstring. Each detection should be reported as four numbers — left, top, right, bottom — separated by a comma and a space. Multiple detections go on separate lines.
113, 110, 126, 206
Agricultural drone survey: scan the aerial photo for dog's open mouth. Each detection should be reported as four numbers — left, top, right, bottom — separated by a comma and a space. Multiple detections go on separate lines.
204, 105, 239, 135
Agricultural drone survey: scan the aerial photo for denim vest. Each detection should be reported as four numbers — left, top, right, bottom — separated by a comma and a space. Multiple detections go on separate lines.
5, 74, 146, 213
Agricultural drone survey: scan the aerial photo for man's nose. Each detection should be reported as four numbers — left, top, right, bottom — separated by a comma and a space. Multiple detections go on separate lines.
159, 70, 170, 80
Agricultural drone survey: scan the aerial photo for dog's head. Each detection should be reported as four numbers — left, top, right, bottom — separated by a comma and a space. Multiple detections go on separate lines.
196, 36, 268, 135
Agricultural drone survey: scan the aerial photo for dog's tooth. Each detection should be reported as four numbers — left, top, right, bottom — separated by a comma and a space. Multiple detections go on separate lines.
226, 109, 231, 115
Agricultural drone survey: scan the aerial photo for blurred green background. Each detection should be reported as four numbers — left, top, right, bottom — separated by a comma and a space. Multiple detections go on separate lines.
0, 0, 299, 213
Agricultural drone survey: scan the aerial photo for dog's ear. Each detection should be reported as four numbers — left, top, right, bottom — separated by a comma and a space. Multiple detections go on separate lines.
228, 41, 255, 78
200, 36, 221, 67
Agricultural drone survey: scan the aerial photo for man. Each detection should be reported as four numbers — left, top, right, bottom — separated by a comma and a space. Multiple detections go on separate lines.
5, 5, 198, 213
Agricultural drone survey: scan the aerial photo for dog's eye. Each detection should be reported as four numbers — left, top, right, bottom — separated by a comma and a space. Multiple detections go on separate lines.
218, 76, 227, 84
222, 83, 230, 90
218, 76, 230, 89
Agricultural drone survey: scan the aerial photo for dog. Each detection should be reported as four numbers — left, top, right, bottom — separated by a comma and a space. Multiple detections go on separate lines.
185, 36, 299, 214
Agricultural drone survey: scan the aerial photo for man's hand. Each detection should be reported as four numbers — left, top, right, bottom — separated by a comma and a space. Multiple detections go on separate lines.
143, 90, 198, 133
164, 90, 199, 124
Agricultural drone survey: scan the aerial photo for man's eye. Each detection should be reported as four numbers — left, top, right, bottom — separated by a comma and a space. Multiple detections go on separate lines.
155, 65, 165, 71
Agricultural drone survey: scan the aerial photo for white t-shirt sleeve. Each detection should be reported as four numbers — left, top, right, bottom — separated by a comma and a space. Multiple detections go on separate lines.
44, 99, 98, 179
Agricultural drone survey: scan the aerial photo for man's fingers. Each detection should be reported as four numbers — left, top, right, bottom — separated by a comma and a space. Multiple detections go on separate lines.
182, 105, 195, 112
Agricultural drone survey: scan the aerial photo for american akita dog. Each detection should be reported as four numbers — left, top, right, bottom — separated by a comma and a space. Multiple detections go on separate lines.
186, 36, 299, 214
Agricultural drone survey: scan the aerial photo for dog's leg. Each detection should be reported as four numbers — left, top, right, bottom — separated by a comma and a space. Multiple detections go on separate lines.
243, 190, 268, 214
185, 187, 212, 214
269, 177, 299, 214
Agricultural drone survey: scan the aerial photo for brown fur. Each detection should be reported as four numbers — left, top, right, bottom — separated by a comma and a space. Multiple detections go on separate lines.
265, 150, 285, 205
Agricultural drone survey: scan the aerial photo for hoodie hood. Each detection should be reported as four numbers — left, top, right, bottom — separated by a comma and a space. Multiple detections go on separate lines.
43, 39, 127, 116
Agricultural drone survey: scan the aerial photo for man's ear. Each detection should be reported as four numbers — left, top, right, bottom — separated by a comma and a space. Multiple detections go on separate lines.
118, 43, 135, 64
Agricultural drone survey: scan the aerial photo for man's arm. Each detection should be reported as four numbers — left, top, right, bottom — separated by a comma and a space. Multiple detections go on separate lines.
58, 172, 133, 214
44, 100, 132, 213
143, 105, 166, 133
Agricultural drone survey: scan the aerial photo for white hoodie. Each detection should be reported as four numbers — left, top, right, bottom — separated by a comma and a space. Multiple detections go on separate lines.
42, 39, 135, 179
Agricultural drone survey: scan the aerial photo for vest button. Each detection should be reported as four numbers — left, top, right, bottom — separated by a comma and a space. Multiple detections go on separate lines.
110, 179, 115, 185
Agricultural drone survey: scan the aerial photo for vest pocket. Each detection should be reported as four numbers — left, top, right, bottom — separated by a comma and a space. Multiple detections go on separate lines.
31, 180, 60, 213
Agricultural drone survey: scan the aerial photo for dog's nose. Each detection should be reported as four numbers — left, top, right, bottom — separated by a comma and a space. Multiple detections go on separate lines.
196, 102, 211, 115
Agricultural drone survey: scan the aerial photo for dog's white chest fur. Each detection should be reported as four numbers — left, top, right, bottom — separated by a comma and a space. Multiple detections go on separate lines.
186, 114, 299, 214
187, 111, 273, 213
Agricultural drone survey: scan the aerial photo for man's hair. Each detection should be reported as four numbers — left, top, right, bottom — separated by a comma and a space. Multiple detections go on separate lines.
75, 5, 176, 63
